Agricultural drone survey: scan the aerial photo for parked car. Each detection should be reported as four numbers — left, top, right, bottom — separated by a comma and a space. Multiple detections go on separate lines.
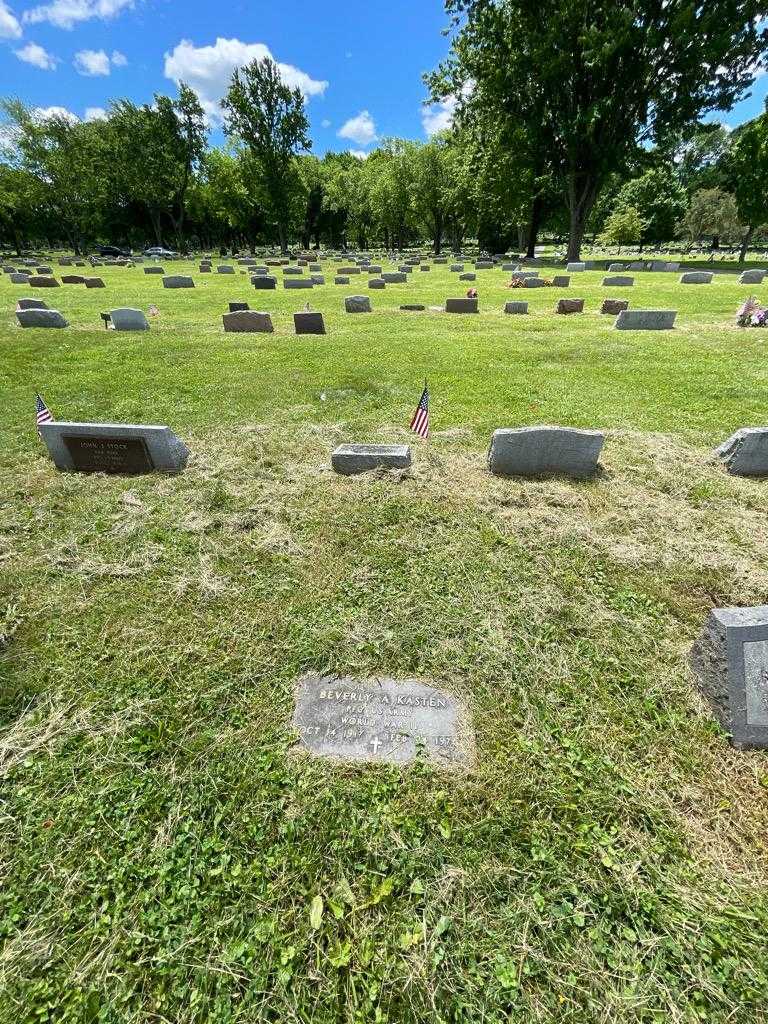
144, 246, 178, 258
97, 244, 131, 258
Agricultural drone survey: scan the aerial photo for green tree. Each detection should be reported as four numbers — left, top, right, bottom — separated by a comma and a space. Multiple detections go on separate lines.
222, 56, 311, 253
411, 135, 452, 254
428, 0, 768, 261
678, 187, 742, 247
725, 111, 768, 260
613, 169, 687, 243
155, 84, 208, 250
598, 206, 645, 248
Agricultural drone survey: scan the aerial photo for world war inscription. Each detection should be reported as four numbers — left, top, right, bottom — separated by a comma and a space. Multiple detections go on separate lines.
293, 674, 472, 766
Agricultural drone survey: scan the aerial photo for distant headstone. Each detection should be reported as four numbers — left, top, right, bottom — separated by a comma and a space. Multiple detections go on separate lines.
331, 443, 411, 475
501, 263, 519, 272
293, 673, 472, 766
607, 263, 625, 272
382, 272, 407, 283
61, 275, 86, 284
628, 261, 645, 271
16, 297, 48, 310
285, 278, 314, 290
199, 265, 212, 273
488, 426, 604, 479
614, 309, 676, 330
556, 298, 585, 314
110, 308, 149, 331
522, 277, 547, 288
252, 275, 277, 290
368, 279, 386, 289
552, 276, 570, 288
310, 275, 325, 285
450, 264, 464, 272
283, 267, 304, 276
335, 276, 350, 285
345, 295, 371, 313
16, 308, 68, 328
163, 276, 194, 289
475, 261, 493, 270
511, 271, 539, 280
603, 275, 634, 287
223, 310, 274, 333
144, 266, 165, 275
459, 273, 476, 281
446, 297, 479, 313
601, 298, 629, 315
40, 422, 189, 474
504, 301, 528, 314
716, 428, 768, 477
217, 265, 236, 274
739, 270, 765, 285
338, 266, 361, 275
36, 266, 52, 274
566, 262, 586, 272
228, 301, 249, 312
690, 606, 768, 749
9, 274, 30, 284
680, 272, 713, 284
29, 276, 59, 288
294, 311, 326, 335
400, 304, 426, 311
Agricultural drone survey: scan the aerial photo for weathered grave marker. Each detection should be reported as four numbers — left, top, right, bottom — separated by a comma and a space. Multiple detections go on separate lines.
488, 426, 604, 479
40, 423, 189, 474
331, 443, 411, 475
614, 309, 676, 330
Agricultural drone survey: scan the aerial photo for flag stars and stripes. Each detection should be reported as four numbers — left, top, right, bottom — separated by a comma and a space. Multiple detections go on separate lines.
36, 394, 53, 430
410, 383, 429, 439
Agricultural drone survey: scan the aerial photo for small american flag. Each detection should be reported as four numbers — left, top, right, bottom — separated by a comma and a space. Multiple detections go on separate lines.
36, 394, 53, 431
410, 382, 429, 439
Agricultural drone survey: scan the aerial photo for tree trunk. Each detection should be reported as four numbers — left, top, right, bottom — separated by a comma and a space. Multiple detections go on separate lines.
526, 194, 542, 259
566, 174, 599, 263
433, 212, 443, 255
739, 225, 754, 264
278, 221, 287, 255
149, 209, 163, 247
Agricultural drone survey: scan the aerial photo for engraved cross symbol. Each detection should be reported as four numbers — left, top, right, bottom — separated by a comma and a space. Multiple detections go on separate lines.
369, 736, 382, 755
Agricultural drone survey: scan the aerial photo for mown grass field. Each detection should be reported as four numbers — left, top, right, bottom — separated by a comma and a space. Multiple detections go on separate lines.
2, 257, 768, 1023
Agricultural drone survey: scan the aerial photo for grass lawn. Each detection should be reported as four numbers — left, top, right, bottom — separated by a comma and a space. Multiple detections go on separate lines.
2, 258, 768, 1023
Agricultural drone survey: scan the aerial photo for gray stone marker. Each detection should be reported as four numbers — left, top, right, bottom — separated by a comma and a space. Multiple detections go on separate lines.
368, 279, 386, 289
649, 261, 668, 272
285, 278, 314, 290
217, 265, 236, 274
607, 263, 625, 272
16, 308, 68, 328
446, 297, 479, 313
283, 266, 303, 275
603, 275, 634, 287
223, 310, 274, 333
331, 443, 411, 475
110, 308, 149, 331
382, 272, 407, 283
294, 311, 326, 335
475, 260, 493, 270
628, 261, 645, 271
228, 301, 249, 312
144, 266, 165, 275
40, 422, 189, 474
293, 673, 472, 766
17, 298, 48, 310
716, 428, 768, 477
252, 275, 277, 290
61, 275, 86, 284
334, 276, 350, 285
601, 298, 629, 315
488, 425, 604, 479
566, 262, 586, 272
338, 266, 361, 275
739, 270, 765, 285
552, 276, 570, 288
450, 264, 464, 272
614, 309, 676, 330
504, 301, 528, 314
400, 304, 426, 311
556, 298, 585, 314
459, 273, 476, 281
345, 295, 371, 313
511, 270, 539, 280
163, 276, 194, 289
29, 276, 59, 287
199, 265, 211, 273
690, 606, 768, 749
85, 277, 105, 288
36, 266, 52, 274
680, 271, 713, 284
522, 277, 547, 288
310, 275, 325, 285
9, 273, 30, 284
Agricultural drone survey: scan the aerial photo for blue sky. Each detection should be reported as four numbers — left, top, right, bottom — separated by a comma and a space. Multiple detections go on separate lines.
1, 0, 766, 152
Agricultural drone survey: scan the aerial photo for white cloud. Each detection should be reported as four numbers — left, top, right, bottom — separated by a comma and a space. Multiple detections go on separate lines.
422, 96, 457, 137
321, 118, 331, 128
0, 0, 21, 37
338, 110, 377, 147
34, 105, 79, 123
348, 149, 369, 160
111, 48, 127, 66
15, 41, 57, 69
74, 47, 110, 75
23, 0, 134, 29
85, 106, 107, 120
164, 37, 328, 123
